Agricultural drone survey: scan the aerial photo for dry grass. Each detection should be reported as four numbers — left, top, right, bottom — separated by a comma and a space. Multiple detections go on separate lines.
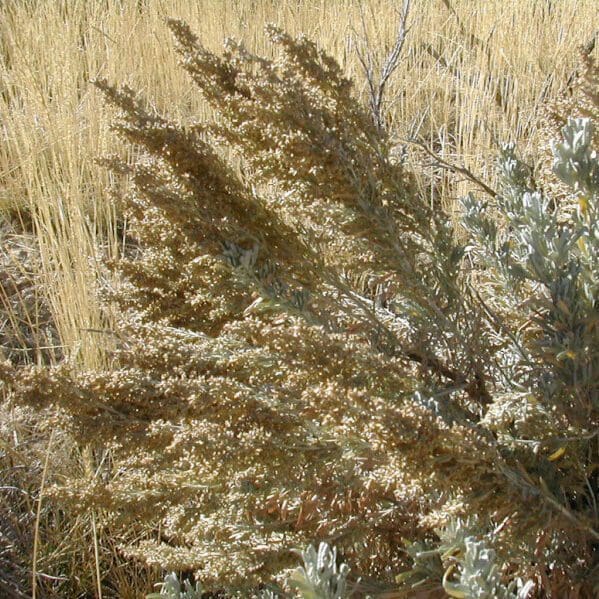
0, 0, 597, 596
0, 0, 597, 363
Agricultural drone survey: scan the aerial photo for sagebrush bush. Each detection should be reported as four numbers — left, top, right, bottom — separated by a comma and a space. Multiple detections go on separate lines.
537, 46, 599, 216
1, 22, 597, 597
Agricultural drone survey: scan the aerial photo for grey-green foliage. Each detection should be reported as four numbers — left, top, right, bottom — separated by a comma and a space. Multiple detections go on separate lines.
461, 117, 598, 411
438, 116, 597, 594
452, 537, 506, 598
147, 572, 203, 599
396, 518, 534, 599
395, 518, 478, 589
553, 117, 599, 193
397, 121, 598, 594
148, 543, 354, 599
398, 519, 534, 598
444, 536, 534, 599
289, 543, 352, 599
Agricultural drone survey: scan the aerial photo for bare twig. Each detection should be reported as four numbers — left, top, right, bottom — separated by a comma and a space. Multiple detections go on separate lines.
406, 137, 499, 198
355, 0, 412, 131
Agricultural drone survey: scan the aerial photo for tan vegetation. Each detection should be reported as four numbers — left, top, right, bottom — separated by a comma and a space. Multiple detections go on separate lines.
1, 0, 596, 365
0, 1, 597, 597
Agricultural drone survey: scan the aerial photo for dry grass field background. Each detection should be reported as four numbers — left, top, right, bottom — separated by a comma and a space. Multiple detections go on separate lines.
0, 0, 597, 596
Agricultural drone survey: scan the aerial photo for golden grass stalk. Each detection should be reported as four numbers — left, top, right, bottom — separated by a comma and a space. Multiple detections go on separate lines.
0, 0, 596, 368
31, 428, 53, 599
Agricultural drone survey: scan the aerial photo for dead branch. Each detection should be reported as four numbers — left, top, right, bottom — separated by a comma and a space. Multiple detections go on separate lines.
406, 137, 499, 199
355, 0, 412, 131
